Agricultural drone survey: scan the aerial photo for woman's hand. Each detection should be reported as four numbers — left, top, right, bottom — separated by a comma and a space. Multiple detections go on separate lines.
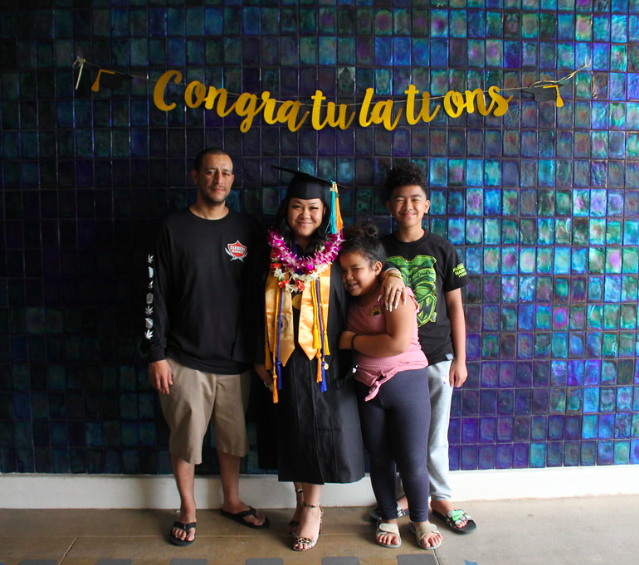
380, 270, 407, 311
254, 363, 274, 391
339, 330, 356, 349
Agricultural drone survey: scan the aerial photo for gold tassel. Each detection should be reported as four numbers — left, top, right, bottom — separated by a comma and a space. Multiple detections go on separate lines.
318, 280, 330, 357
316, 351, 323, 383
311, 282, 321, 349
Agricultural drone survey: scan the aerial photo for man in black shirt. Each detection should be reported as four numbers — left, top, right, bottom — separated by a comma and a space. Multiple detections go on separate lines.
145, 148, 268, 546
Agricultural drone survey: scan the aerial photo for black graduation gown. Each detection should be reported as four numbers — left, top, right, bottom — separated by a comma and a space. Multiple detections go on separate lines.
258, 265, 365, 485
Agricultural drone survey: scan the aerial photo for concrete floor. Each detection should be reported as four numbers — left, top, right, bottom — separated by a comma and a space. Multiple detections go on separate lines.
2, 495, 638, 565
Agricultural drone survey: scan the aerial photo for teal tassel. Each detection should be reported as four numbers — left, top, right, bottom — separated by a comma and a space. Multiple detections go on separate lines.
328, 184, 338, 234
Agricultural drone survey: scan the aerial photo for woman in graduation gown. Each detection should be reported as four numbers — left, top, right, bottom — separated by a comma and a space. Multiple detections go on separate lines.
254, 168, 403, 552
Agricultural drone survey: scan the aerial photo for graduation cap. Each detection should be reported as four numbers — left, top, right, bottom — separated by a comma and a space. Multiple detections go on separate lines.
524, 80, 565, 107
274, 166, 344, 234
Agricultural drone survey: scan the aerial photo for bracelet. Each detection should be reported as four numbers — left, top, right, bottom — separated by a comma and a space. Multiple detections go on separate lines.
350, 333, 359, 351
386, 271, 402, 279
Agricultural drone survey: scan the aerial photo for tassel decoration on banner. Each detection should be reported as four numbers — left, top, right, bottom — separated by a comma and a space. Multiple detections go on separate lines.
91, 68, 127, 92
524, 81, 566, 107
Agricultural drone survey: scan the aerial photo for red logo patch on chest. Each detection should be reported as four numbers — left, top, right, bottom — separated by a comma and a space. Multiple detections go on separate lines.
225, 240, 248, 261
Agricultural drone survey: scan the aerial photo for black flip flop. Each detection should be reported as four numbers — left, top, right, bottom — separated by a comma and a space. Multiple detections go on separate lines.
221, 506, 270, 529
432, 509, 476, 534
169, 521, 196, 546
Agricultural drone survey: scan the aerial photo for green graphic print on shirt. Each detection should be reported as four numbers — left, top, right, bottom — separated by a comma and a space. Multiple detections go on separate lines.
386, 255, 437, 327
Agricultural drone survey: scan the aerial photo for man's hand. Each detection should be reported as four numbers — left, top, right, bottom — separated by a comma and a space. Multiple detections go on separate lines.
254, 363, 274, 391
148, 359, 173, 394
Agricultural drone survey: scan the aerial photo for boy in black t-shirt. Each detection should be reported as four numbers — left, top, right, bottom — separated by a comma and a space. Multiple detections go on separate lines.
376, 162, 477, 534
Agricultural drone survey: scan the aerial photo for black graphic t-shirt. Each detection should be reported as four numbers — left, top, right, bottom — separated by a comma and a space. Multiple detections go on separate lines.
381, 231, 468, 365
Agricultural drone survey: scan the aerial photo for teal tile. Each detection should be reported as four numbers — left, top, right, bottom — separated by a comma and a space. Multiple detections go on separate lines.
537, 218, 554, 244
622, 248, 639, 273
520, 248, 536, 273
485, 218, 501, 245
621, 275, 638, 302
503, 219, 518, 244
522, 13, 539, 38
570, 305, 586, 330
611, 46, 627, 71
603, 304, 620, 330
605, 248, 622, 274
467, 219, 483, 245
620, 304, 637, 329
537, 248, 553, 274
619, 333, 636, 357
575, 14, 593, 41
602, 333, 618, 357
484, 248, 500, 273
549, 388, 566, 413
587, 305, 603, 330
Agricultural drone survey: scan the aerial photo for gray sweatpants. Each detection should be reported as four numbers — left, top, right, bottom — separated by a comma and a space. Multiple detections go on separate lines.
426, 359, 454, 501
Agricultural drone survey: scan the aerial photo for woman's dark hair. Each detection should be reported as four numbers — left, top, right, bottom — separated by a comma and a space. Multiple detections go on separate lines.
385, 162, 428, 200
272, 198, 330, 253
340, 221, 386, 266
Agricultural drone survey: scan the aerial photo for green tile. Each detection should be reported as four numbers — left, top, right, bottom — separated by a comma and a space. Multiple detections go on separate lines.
603, 304, 620, 330
502, 220, 518, 244
555, 277, 569, 300
555, 191, 571, 215
619, 304, 637, 329
537, 218, 554, 245
555, 218, 572, 244
602, 334, 618, 357
537, 248, 553, 274
575, 14, 592, 42
503, 190, 518, 215
607, 220, 622, 245
590, 219, 606, 245
622, 248, 639, 273
589, 248, 605, 274
520, 248, 536, 273
622, 275, 638, 302
570, 305, 586, 330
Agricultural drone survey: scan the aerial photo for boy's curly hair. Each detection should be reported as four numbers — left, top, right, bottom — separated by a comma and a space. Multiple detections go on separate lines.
385, 162, 428, 200
340, 221, 386, 267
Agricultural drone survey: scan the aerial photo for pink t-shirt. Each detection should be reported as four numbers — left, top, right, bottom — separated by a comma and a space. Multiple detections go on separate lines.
347, 287, 428, 401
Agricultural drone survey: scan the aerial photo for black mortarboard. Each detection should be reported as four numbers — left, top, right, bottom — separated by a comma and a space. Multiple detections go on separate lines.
524, 81, 565, 106
274, 166, 344, 234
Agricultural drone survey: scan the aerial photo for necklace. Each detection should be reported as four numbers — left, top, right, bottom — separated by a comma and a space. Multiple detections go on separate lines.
268, 229, 343, 293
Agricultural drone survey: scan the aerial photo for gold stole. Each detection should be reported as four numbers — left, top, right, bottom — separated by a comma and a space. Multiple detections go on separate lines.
264, 266, 332, 402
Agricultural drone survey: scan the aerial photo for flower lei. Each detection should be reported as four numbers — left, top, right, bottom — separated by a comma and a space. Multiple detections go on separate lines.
267, 229, 343, 293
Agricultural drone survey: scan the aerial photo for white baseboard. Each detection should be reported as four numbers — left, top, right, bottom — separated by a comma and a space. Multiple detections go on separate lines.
1, 466, 637, 509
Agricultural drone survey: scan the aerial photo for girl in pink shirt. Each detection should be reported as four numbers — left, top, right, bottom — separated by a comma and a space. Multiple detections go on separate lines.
339, 222, 442, 551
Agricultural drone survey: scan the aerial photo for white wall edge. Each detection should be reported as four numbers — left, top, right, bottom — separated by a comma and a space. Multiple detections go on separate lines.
1, 466, 637, 509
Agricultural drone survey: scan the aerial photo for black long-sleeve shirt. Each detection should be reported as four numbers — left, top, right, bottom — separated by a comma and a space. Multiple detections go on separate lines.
143, 207, 262, 374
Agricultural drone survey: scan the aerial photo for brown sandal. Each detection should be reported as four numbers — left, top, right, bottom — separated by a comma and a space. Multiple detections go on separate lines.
288, 488, 304, 536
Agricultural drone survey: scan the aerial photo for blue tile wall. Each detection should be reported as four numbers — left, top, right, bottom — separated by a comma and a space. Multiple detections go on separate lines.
1, 1, 639, 475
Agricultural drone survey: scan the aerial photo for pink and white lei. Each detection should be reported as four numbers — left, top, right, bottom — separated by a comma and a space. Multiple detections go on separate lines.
267, 229, 343, 293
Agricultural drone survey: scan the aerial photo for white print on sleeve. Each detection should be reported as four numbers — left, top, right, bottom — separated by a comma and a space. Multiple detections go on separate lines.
144, 254, 154, 341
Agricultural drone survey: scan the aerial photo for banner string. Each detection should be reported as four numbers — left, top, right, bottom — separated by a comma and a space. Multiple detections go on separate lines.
73, 56, 590, 107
